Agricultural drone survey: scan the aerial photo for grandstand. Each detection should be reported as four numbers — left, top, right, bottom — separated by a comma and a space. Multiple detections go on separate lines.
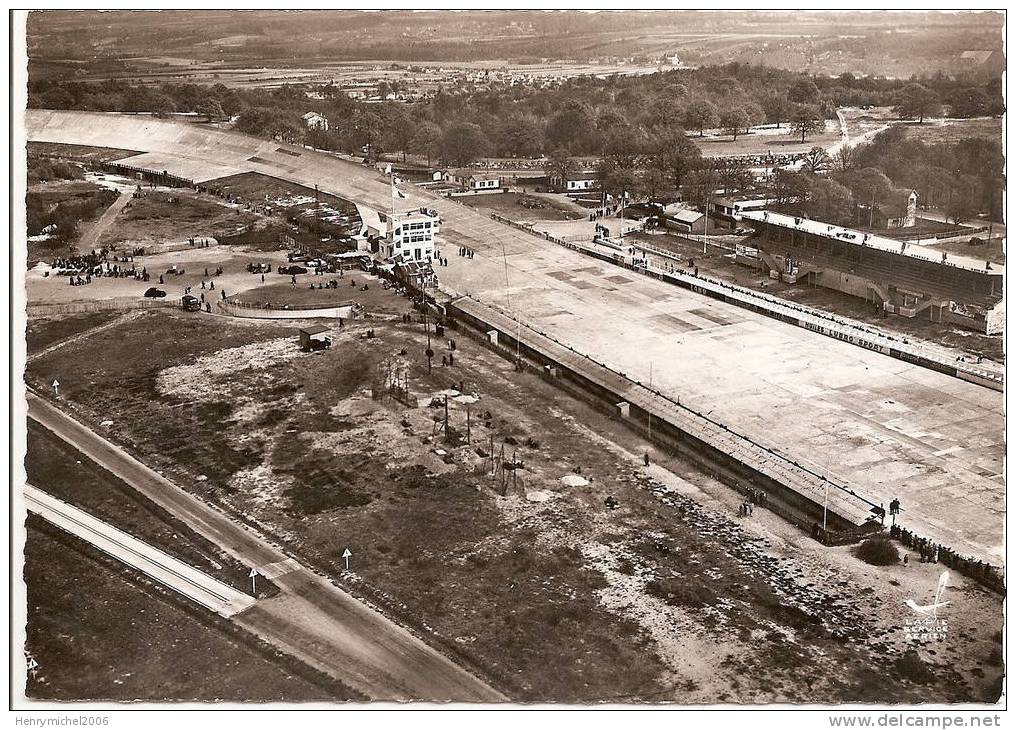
739, 211, 1004, 335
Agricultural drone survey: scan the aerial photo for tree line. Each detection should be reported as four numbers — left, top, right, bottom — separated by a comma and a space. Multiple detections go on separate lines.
27, 62, 1001, 170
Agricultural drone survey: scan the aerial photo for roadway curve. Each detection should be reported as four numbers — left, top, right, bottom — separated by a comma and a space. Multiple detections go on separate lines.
26, 391, 505, 703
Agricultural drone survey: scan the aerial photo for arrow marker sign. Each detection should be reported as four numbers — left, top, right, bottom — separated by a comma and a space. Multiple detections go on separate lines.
249, 567, 258, 594
342, 548, 352, 571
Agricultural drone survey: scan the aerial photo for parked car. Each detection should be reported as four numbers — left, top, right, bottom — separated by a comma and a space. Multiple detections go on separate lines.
144, 287, 167, 298
302, 336, 332, 352
279, 265, 308, 275
181, 294, 201, 311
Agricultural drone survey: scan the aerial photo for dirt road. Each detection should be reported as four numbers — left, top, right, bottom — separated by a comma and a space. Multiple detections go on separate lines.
26, 391, 506, 703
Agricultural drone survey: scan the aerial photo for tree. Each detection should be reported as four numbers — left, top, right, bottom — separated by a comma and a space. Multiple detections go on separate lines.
440, 122, 490, 167
546, 147, 577, 188
382, 104, 415, 162
647, 127, 702, 189
640, 168, 669, 202
545, 100, 596, 153
599, 127, 648, 171
683, 99, 718, 137
802, 146, 831, 174
595, 158, 640, 205
949, 88, 990, 119
410, 121, 443, 166
788, 78, 821, 105
945, 175, 982, 224
892, 83, 940, 123
149, 93, 177, 118
830, 146, 857, 173
742, 102, 765, 133
497, 116, 544, 158
720, 108, 750, 142
197, 99, 225, 122
768, 168, 812, 205
762, 93, 791, 128
682, 167, 720, 209
790, 105, 823, 143
807, 178, 854, 224
836, 167, 893, 206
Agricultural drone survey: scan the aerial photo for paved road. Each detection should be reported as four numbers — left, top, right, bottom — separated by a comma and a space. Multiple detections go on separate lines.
26, 392, 505, 703
25, 484, 255, 617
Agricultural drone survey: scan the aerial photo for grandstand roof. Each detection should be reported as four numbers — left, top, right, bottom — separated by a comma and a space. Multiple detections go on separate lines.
741, 210, 1004, 277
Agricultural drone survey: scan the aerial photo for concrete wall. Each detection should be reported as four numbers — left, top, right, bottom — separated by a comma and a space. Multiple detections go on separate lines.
219, 302, 358, 320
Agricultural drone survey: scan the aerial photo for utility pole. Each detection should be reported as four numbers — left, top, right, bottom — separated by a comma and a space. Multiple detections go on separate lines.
424, 308, 433, 374
648, 361, 653, 442
443, 394, 449, 442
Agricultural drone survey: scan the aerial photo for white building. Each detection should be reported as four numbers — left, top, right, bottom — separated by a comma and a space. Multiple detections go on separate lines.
551, 171, 598, 192
366, 207, 441, 263
444, 170, 501, 192
302, 112, 329, 132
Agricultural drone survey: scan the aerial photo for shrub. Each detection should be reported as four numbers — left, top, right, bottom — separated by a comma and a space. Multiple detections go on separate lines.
854, 537, 900, 566
894, 650, 934, 684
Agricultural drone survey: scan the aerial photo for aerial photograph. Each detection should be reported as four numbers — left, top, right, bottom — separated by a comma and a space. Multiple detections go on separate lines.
11, 7, 1006, 718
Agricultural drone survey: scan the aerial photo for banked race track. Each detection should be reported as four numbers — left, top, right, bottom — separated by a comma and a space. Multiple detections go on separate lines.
24, 109, 1005, 569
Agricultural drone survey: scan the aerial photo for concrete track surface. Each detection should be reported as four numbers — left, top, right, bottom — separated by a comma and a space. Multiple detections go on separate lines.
24, 484, 256, 618
26, 392, 505, 703
24, 110, 1004, 564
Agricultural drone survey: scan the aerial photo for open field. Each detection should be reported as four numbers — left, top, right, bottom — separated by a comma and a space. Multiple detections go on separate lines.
23, 518, 356, 702
22, 307, 1003, 703
457, 192, 586, 222
97, 188, 258, 249
900, 117, 1003, 146
227, 272, 412, 315
26, 310, 125, 354
690, 120, 841, 158
26, 420, 276, 598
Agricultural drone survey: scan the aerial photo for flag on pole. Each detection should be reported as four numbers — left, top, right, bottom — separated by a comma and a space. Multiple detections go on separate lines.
392, 185, 407, 200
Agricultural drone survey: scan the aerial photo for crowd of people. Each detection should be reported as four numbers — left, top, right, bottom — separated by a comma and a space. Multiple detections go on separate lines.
889, 524, 1002, 593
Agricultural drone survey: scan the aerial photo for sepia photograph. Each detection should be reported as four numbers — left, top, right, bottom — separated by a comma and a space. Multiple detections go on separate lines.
8, 6, 1008, 719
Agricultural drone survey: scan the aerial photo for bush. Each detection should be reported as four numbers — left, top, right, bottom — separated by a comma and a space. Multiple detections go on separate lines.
894, 650, 934, 684
854, 537, 900, 566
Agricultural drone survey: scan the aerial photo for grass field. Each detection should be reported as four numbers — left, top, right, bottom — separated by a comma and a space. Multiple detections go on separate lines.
26, 311, 124, 355
23, 307, 1003, 702
457, 191, 586, 221
691, 120, 841, 158
23, 518, 357, 702
900, 117, 1003, 145
96, 189, 258, 248
228, 272, 417, 315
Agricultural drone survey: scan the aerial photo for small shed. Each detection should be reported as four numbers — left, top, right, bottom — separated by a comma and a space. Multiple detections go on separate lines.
299, 325, 331, 349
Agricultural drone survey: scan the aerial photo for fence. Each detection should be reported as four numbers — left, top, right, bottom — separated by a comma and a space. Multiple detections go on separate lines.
218, 299, 362, 320
94, 161, 195, 189
27, 297, 178, 317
